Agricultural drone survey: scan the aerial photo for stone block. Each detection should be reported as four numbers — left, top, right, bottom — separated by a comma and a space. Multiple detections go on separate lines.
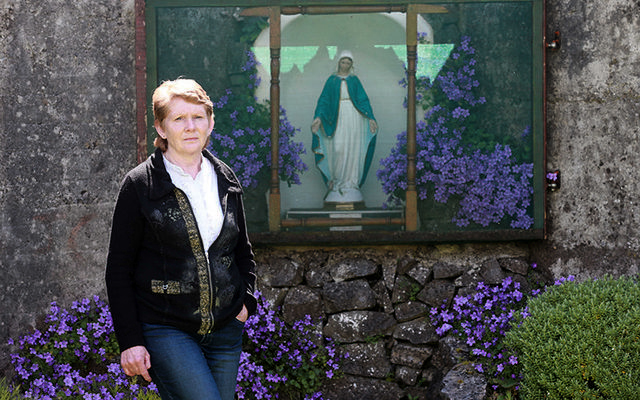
397, 256, 418, 275
480, 258, 505, 285
390, 343, 433, 369
407, 262, 432, 285
382, 261, 398, 291
329, 258, 378, 282
417, 280, 456, 308
393, 317, 440, 345
305, 265, 332, 288
433, 262, 465, 280
339, 342, 392, 378
323, 311, 395, 343
323, 280, 376, 313
372, 281, 394, 314
303, 250, 332, 288
395, 365, 421, 386
440, 362, 487, 400
442, 335, 472, 364
498, 257, 530, 275
393, 301, 429, 322
322, 375, 405, 400
263, 257, 304, 287
392, 275, 417, 304
282, 286, 323, 324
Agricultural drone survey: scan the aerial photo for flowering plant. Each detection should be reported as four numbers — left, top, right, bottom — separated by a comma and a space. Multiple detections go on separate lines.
8, 292, 343, 400
8, 296, 158, 399
237, 292, 343, 400
430, 270, 576, 397
546, 170, 560, 192
377, 36, 534, 229
430, 276, 531, 393
208, 51, 307, 190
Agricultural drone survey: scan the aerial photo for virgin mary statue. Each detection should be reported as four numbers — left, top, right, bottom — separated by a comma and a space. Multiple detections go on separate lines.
311, 50, 378, 206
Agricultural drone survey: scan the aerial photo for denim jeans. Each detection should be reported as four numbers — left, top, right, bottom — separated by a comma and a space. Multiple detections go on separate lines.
141, 319, 244, 400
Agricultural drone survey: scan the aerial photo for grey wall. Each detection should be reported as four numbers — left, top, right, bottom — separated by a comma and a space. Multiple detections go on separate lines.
1, 0, 639, 381
541, 0, 640, 276
0, 0, 137, 370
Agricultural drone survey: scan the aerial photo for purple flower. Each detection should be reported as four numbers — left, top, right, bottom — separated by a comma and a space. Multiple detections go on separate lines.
9, 296, 158, 399
237, 291, 342, 399
452, 107, 470, 119
377, 36, 534, 228
430, 266, 576, 395
208, 50, 307, 190
436, 323, 453, 336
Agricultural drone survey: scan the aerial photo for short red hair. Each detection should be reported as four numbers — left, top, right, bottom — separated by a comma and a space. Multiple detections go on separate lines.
152, 78, 214, 151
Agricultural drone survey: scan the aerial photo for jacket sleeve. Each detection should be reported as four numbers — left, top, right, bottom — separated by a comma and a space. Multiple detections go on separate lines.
105, 175, 146, 352
233, 192, 258, 316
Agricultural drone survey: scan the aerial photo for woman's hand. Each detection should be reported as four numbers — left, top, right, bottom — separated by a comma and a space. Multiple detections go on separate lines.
236, 304, 249, 322
369, 119, 378, 133
121, 345, 152, 382
311, 118, 322, 134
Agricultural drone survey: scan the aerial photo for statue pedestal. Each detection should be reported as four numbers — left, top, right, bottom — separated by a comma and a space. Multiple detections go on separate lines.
323, 201, 366, 211
285, 208, 404, 232
323, 188, 366, 211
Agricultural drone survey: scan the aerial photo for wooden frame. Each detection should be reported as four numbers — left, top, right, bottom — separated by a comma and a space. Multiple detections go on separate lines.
139, 0, 547, 244
243, 5, 448, 232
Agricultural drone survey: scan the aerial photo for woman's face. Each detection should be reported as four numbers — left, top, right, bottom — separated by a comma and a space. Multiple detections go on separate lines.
338, 57, 352, 74
155, 97, 214, 159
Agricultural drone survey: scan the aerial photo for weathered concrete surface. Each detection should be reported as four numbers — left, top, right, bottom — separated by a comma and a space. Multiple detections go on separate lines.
0, 1, 640, 395
538, 0, 640, 280
0, 0, 137, 371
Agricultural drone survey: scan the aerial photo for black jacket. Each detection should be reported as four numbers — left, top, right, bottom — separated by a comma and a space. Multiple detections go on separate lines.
105, 148, 257, 351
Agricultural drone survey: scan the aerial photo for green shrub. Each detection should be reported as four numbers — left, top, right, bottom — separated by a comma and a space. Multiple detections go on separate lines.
505, 276, 640, 399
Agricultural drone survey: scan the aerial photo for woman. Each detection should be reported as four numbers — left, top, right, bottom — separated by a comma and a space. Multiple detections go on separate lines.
105, 78, 257, 400
311, 50, 378, 205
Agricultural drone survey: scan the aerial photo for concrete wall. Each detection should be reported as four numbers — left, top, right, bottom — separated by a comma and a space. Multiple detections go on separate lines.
0, 0, 137, 370
1, 0, 639, 385
541, 0, 640, 278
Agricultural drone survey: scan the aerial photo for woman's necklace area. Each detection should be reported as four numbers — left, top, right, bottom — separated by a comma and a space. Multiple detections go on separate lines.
165, 152, 202, 179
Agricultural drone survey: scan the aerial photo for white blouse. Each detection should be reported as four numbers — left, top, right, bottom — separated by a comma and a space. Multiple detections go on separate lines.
163, 155, 224, 253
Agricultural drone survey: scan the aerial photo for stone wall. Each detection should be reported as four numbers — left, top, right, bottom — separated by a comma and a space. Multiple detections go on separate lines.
253, 244, 550, 399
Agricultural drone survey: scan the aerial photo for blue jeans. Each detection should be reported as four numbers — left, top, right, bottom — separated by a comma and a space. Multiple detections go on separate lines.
141, 319, 244, 400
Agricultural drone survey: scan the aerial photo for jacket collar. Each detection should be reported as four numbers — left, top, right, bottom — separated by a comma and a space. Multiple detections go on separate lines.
147, 148, 243, 200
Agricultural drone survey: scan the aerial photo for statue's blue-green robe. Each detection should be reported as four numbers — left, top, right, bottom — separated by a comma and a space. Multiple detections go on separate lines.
312, 74, 377, 188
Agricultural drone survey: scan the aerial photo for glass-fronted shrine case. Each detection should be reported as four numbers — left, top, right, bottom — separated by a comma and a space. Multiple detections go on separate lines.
143, 0, 547, 244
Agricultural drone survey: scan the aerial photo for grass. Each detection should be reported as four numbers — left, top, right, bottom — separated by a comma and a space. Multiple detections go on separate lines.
0, 378, 21, 400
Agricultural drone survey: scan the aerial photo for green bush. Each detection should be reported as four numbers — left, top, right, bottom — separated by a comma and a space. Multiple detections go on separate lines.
505, 276, 640, 399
